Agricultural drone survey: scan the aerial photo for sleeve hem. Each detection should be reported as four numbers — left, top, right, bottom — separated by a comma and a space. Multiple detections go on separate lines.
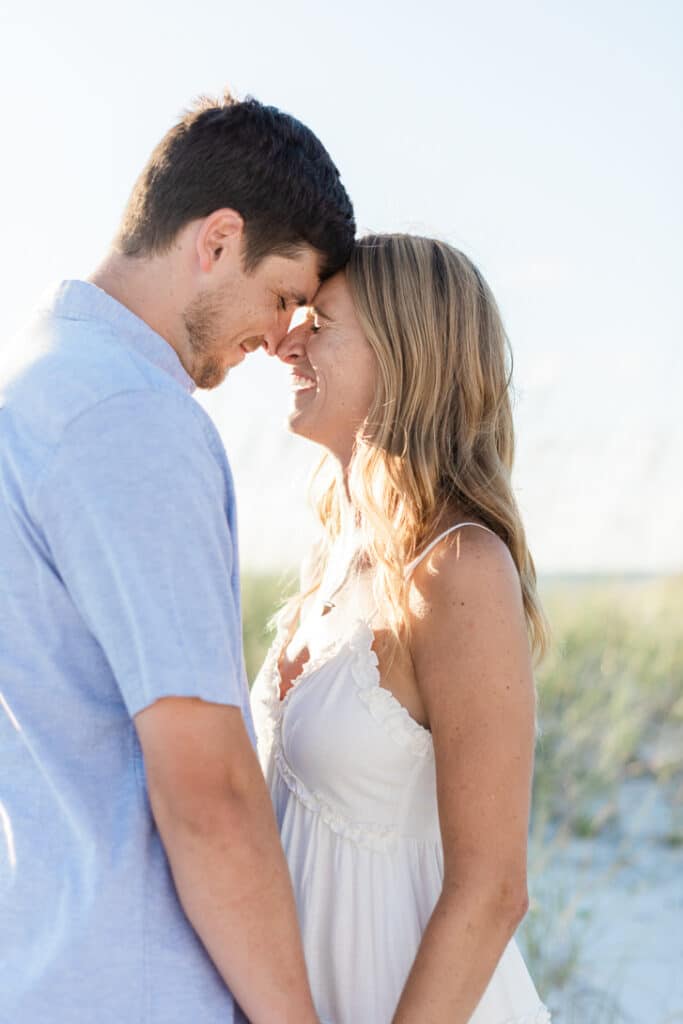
129, 686, 245, 719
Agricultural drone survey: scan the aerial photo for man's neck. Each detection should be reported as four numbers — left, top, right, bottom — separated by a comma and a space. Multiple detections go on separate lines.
88, 252, 189, 365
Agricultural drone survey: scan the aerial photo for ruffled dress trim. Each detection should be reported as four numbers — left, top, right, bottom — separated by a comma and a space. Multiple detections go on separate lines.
258, 619, 434, 852
274, 747, 401, 852
348, 620, 433, 759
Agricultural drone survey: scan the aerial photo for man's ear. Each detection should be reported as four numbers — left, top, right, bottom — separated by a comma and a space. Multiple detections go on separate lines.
196, 209, 245, 274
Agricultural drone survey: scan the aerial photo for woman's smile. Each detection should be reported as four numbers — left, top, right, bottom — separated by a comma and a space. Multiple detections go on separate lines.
290, 369, 317, 393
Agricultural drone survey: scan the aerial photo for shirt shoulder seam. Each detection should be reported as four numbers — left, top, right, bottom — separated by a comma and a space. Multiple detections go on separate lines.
31, 387, 220, 514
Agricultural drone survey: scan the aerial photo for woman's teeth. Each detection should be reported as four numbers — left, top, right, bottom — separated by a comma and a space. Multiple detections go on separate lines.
291, 372, 317, 391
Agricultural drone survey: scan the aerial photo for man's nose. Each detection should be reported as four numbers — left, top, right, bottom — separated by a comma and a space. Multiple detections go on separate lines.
261, 323, 289, 357
271, 323, 308, 363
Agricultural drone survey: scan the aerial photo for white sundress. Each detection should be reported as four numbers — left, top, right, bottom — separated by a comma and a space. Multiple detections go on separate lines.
250, 523, 551, 1024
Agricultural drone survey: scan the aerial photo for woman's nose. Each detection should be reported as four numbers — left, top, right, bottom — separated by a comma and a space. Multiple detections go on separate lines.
275, 322, 309, 363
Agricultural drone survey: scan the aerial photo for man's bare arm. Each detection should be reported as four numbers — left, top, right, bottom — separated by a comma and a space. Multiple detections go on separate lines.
135, 697, 318, 1024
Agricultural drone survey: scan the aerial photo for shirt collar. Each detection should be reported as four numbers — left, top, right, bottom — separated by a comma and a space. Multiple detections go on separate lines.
44, 280, 196, 394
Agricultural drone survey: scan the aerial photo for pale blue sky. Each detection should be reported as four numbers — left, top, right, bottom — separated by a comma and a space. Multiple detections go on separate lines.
1, 0, 681, 572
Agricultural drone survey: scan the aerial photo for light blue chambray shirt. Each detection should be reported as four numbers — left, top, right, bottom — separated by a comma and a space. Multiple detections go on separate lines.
0, 281, 254, 1023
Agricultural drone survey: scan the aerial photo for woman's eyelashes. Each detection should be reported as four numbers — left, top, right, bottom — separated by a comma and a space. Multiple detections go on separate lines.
303, 308, 322, 334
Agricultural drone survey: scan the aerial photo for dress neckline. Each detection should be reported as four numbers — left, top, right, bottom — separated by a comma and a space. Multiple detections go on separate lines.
266, 617, 433, 756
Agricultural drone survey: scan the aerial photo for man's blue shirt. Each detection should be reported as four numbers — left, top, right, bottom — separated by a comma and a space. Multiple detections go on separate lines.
0, 281, 253, 1022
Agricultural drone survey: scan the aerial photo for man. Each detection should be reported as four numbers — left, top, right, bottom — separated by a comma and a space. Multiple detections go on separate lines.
0, 90, 355, 1023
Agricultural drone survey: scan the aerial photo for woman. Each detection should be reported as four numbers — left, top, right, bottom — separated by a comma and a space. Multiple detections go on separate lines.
250, 234, 551, 1023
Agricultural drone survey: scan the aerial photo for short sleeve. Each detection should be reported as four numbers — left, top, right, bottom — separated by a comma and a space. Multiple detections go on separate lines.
36, 390, 245, 717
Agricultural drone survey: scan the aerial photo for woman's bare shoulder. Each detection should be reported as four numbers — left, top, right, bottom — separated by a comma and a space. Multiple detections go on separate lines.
408, 522, 522, 624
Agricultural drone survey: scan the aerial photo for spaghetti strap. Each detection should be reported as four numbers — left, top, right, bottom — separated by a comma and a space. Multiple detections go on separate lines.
404, 522, 496, 577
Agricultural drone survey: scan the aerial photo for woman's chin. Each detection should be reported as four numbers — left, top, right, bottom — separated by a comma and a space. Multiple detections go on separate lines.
286, 405, 317, 440
287, 389, 318, 438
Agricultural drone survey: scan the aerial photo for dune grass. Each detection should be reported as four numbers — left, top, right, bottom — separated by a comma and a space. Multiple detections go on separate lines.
523, 575, 683, 1017
533, 574, 683, 837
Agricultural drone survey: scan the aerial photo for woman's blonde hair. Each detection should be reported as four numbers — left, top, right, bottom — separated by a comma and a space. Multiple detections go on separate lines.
287, 233, 550, 664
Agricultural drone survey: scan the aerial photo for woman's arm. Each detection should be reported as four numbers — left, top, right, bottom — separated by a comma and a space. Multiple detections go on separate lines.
392, 527, 537, 1024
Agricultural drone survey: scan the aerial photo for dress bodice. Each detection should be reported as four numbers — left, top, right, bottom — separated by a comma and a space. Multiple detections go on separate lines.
252, 520, 501, 844
251, 583, 438, 852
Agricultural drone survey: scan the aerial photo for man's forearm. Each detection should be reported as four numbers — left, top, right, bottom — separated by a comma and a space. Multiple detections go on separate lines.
154, 779, 319, 1024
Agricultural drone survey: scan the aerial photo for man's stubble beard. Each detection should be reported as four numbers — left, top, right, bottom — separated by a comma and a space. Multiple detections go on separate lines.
182, 288, 231, 390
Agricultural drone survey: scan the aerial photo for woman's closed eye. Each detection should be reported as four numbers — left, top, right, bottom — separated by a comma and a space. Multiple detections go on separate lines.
301, 308, 322, 334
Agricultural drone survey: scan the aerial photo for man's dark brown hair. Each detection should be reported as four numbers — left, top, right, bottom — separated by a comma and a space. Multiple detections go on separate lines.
116, 90, 355, 278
